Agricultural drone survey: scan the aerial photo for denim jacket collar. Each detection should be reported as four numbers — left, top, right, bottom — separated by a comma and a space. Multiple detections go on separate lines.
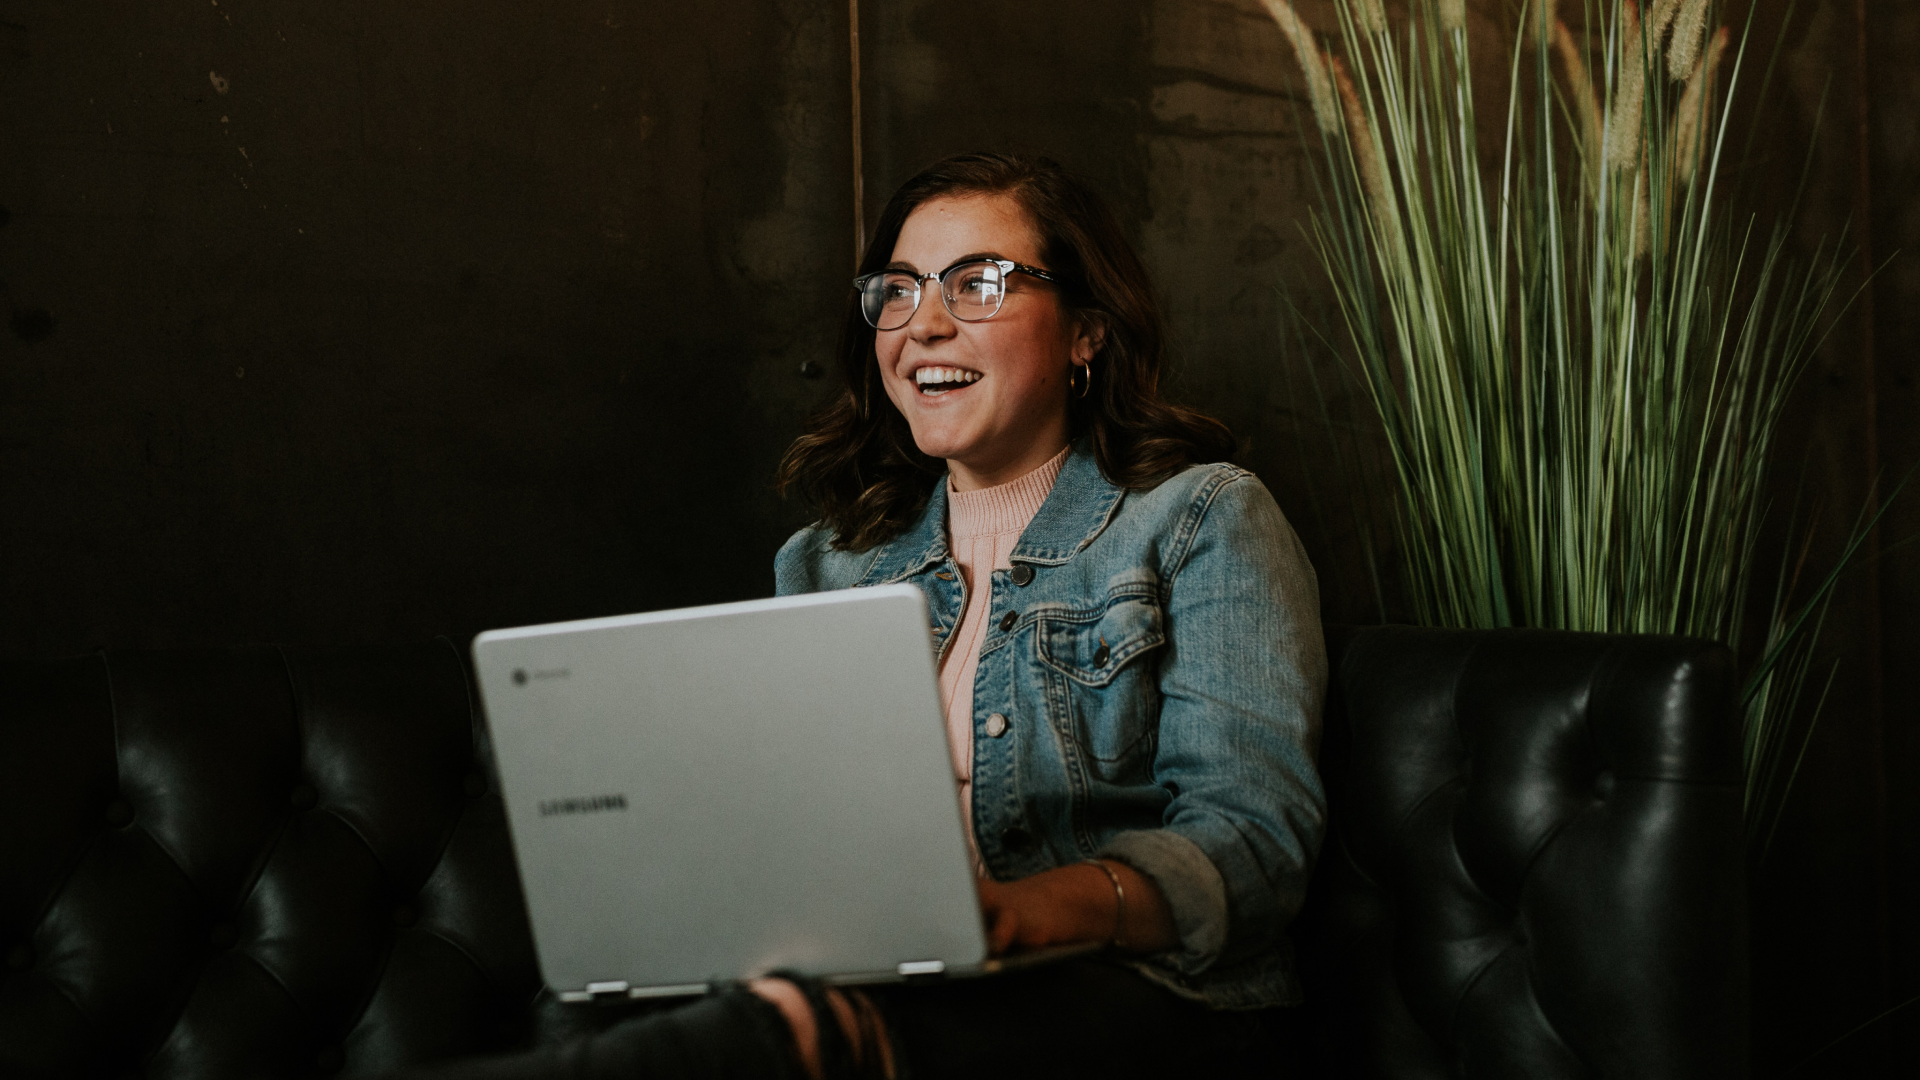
857, 479, 951, 586
856, 440, 1124, 585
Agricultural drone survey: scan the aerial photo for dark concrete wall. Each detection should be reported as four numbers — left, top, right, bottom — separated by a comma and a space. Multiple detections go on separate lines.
2, 0, 1916, 1072
1863, 3, 1920, 1072
1735, 2, 1919, 1073
0, 0, 848, 652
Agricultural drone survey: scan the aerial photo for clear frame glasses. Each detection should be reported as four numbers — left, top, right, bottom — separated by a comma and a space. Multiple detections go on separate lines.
853, 258, 1060, 331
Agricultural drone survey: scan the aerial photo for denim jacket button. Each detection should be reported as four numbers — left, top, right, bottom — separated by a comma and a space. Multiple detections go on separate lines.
998, 610, 1018, 632
985, 713, 1010, 738
1010, 564, 1034, 586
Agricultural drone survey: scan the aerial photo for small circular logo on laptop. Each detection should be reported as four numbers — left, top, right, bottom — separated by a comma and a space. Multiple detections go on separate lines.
512, 668, 528, 686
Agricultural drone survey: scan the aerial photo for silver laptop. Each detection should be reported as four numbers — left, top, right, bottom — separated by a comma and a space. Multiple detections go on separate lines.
473, 584, 1088, 1003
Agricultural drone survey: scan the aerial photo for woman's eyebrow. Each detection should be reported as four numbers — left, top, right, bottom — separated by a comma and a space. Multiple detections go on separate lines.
882, 252, 1010, 274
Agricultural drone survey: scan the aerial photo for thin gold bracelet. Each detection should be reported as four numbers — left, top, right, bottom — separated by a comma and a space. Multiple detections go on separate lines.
1083, 858, 1127, 949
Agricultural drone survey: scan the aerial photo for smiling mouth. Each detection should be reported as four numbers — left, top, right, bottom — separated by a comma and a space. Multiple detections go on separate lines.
914, 366, 982, 396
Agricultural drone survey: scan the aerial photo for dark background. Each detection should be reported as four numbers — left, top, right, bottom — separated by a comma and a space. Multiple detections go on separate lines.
1, 0, 1913, 1072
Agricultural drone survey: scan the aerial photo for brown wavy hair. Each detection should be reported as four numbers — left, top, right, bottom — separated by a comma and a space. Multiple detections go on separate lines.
776, 152, 1235, 551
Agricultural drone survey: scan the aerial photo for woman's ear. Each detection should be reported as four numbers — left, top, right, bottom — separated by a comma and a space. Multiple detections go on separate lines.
1073, 313, 1109, 363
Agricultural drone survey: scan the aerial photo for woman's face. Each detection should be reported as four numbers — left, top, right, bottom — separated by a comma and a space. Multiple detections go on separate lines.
874, 193, 1101, 491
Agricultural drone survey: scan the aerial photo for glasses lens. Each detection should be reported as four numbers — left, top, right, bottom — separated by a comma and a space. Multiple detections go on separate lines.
861, 272, 921, 330
942, 261, 1007, 322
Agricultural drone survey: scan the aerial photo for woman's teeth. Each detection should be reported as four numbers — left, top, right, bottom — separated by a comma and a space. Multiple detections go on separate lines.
914, 367, 982, 395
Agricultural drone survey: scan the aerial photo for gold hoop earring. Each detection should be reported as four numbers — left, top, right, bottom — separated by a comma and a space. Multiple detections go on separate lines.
1070, 362, 1093, 399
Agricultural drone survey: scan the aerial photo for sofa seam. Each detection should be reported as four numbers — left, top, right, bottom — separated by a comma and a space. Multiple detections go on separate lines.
414, 924, 496, 995
238, 948, 324, 1040
28, 653, 123, 935
1445, 936, 1523, 1047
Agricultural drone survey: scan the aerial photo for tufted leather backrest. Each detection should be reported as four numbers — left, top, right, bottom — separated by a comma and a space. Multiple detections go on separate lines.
4, 630, 1748, 1078
0, 642, 542, 1079
1299, 626, 1749, 1079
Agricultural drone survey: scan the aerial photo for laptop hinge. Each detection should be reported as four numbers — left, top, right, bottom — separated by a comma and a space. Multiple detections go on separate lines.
558, 981, 710, 1004
896, 960, 946, 977
586, 980, 631, 1003
628, 982, 711, 999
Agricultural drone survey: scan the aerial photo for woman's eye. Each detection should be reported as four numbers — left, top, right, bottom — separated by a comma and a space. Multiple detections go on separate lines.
957, 274, 998, 297
880, 282, 913, 302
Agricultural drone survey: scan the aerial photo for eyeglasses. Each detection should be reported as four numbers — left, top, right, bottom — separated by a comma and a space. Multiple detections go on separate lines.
853, 258, 1060, 331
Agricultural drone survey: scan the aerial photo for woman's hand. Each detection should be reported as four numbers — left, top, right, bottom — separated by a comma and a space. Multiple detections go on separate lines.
976, 860, 1179, 956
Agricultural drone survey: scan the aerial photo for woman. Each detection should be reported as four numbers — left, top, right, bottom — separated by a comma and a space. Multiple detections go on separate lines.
405, 153, 1324, 1080
770, 150, 1326, 1076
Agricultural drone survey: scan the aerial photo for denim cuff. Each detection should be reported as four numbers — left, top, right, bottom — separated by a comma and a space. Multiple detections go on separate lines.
1098, 828, 1229, 972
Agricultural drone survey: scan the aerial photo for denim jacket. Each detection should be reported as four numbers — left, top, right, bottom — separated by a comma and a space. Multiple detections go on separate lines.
774, 442, 1327, 1008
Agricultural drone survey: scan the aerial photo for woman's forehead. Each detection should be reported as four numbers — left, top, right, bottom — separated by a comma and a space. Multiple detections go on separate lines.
889, 193, 1042, 269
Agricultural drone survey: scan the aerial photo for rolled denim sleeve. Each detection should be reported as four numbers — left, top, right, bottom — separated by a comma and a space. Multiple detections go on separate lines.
1099, 471, 1327, 975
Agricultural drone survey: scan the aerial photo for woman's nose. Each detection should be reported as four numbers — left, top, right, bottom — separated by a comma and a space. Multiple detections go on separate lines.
906, 281, 957, 343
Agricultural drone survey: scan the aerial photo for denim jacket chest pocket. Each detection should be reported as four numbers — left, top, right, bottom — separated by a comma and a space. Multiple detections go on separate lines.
1035, 592, 1166, 781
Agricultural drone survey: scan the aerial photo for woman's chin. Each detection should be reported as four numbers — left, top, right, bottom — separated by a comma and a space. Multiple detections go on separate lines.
908, 431, 971, 463
904, 417, 993, 463
898, 407, 975, 458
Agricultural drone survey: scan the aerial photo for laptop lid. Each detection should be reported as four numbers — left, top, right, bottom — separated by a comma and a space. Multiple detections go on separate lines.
472, 584, 989, 998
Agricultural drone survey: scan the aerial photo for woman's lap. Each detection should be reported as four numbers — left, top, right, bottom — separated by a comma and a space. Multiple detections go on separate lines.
389, 958, 1301, 1080
869, 957, 1301, 1079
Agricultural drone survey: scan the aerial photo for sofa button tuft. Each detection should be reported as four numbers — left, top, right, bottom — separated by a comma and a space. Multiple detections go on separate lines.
289, 783, 318, 812
463, 773, 488, 798
392, 904, 418, 928
6, 942, 32, 971
103, 800, 133, 828
208, 922, 237, 949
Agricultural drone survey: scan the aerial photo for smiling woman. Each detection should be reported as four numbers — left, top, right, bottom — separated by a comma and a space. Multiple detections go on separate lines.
768, 153, 1327, 1076
870, 196, 1087, 489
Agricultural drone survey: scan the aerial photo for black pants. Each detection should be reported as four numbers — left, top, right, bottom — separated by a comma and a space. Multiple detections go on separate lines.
389, 958, 1302, 1080
869, 957, 1302, 1079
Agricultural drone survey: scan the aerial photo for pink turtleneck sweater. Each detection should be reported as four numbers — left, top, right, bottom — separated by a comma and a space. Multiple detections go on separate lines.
940, 444, 1070, 870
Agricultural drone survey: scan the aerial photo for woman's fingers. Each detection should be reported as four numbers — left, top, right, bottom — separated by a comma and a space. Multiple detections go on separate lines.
981, 906, 1013, 955
975, 878, 1020, 955
989, 907, 1018, 955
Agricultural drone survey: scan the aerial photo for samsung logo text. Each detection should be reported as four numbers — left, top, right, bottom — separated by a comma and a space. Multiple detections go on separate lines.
538, 793, 629, 817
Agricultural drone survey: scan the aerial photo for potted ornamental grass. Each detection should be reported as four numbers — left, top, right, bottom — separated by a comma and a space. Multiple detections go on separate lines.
1262, 0, 1891, 849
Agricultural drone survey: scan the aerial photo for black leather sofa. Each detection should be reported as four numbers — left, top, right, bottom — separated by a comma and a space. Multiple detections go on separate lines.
1, 628, 1746, 1078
